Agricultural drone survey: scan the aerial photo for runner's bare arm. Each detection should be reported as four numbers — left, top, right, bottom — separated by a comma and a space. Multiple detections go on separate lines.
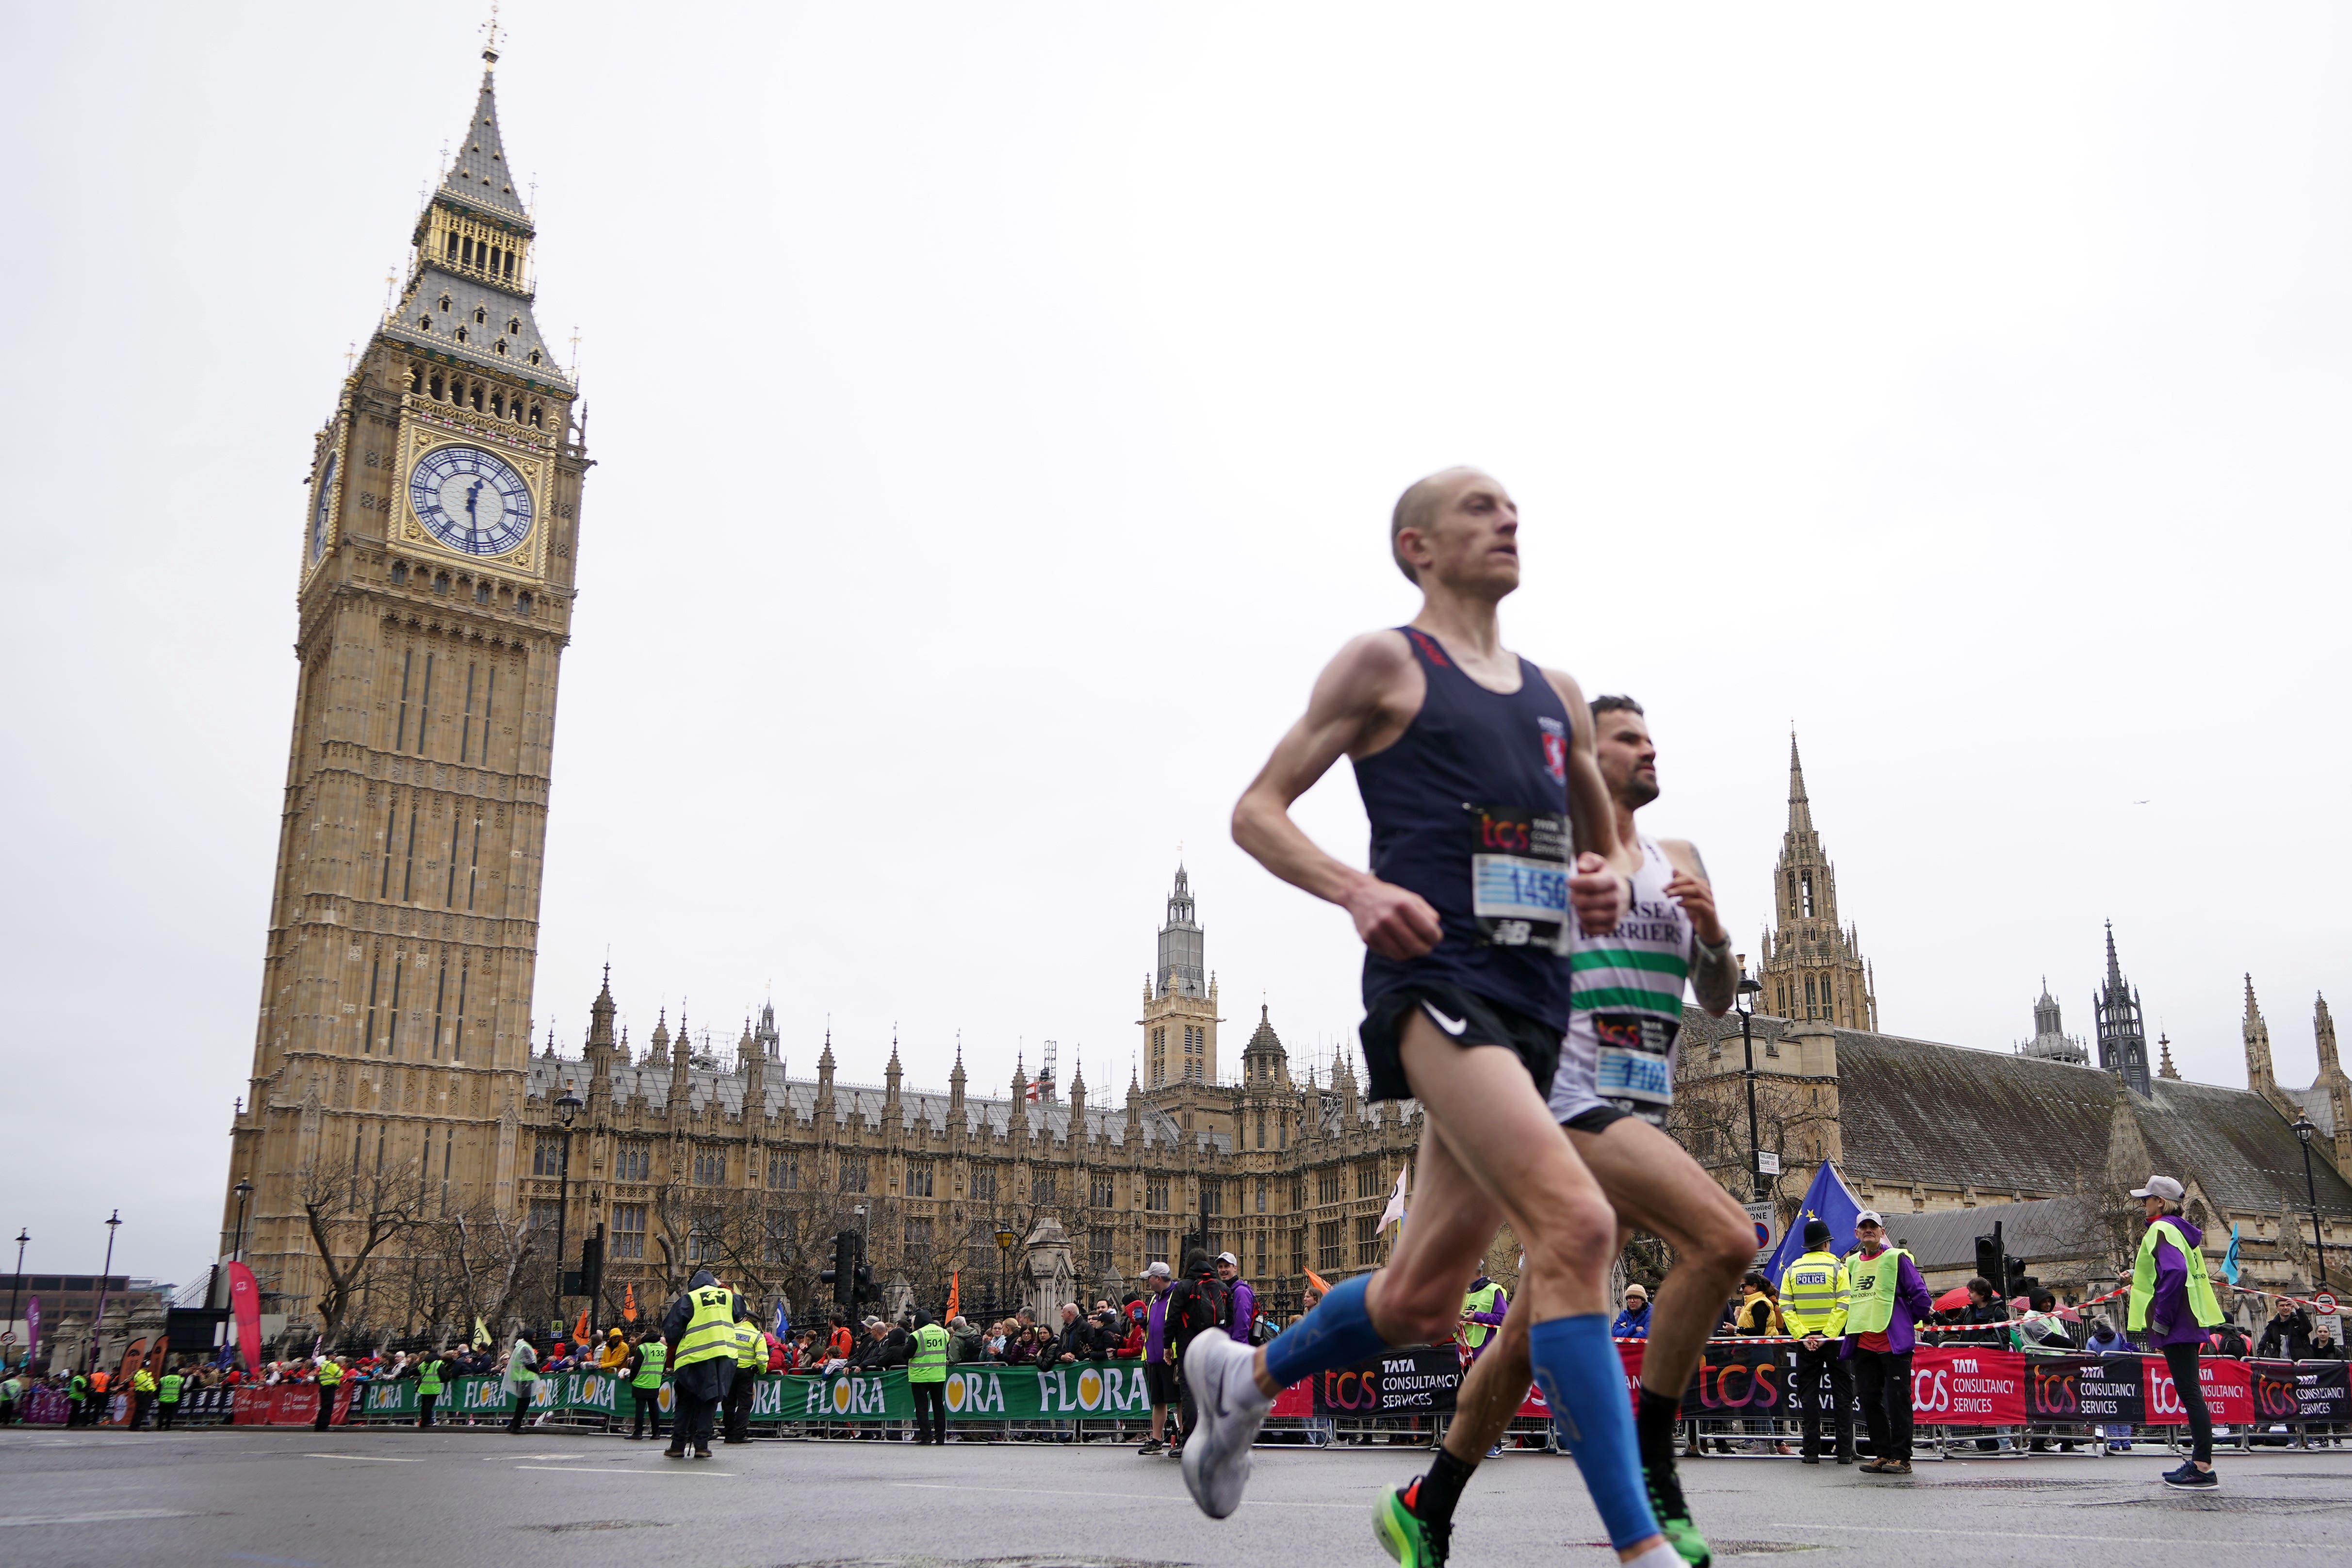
1540, 665, 1631, 933
1232, 632, 1444, 961
1659, 838, 1735, 1017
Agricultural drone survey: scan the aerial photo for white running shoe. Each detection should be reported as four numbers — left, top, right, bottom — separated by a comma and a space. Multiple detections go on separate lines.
1181, 1334, 1268, 1519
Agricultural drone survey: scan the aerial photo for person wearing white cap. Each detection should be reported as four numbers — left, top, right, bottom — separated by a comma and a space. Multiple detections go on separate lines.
2126, 1174, 2222, 1490
1215, 1254, 1258, 1347
1842, 1209, 1932, 1475
1136, 1261, 1176, 1455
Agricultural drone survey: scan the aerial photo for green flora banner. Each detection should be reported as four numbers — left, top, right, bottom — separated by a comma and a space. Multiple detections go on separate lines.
783, 1363, 1155, 1422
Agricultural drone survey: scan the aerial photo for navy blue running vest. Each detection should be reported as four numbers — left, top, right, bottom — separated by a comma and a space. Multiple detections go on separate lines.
1354, 627, 1579, 1030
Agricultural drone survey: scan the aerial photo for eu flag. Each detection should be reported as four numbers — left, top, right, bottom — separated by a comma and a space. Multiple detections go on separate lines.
1761, 1160, 1865, 1283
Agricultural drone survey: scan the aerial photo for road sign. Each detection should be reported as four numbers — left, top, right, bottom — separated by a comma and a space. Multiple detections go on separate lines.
1756, 1151, 1782, 1176
2318, 1291, 2338, 1316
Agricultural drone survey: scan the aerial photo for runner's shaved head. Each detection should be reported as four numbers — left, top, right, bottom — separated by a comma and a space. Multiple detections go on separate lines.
1390, 467, 1491, 584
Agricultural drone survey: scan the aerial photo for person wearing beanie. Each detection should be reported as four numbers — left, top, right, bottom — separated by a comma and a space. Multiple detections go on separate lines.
1777, 1218, 1854, 1464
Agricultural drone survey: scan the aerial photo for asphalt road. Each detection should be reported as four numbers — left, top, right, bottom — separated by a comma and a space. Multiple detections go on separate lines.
3, 1424, 2349, 1568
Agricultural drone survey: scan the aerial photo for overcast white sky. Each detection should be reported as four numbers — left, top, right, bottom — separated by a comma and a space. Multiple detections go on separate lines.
6, 4, 2350, 1290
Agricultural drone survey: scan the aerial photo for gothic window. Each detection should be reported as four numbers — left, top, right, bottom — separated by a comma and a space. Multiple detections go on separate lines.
493, 339, 508, 357
1030, 1169, 1056, 1204
1204, 1179, 1222, 1215
533, 1135, 563, 1178
1317, 1168, 1341, 1205
515, 592, 533, 616
488, 247, 502, 274
461, 236, 474, 266
1256, 1178, 1268, 1214
1146, 1229, 1170, 1265
907, 1160, 935, 1197
528, 350, 543, 368
429, 373, 444, 400
1805, 976, 1818, 1018
1145, 1177, 1169, 1212
454, 327, 469, 344
767, 1149, 797, 1190
418, 316, 433, 331
1356, 1162, 1381, 1200
438, 294, 452, 312
687, 1213, 721, 1262
408, 365, 425, 394
1291, 1176, 1304, 1209
765, 1212, 794, 1263
616, 1141, 651, 1182
1800, 871, 1814, 918
470, 382, 484, 410
528, 1199, 560, 1232
390, 560, 409, 586
1090, 1172, 1115, 1207
432, 572, 449, 596
474, 581, 490, 604
1317, 1220, 1343, 1272
693, 1146, 725, 1186
903, 1216, 933, 1250
474, 306, 488, 325
611, 1203, 646, 1259
1255, 1110, 1266, 1149
970, 1164, 995, 1202
1090, 1233, 1117, 1279
504, 253, 516, 280
1356, 1215, 1381, 1267
528, 403, 543, 427
445, 233, 459, 261
839, 1155, 868, 1192
507, 316, 522, 335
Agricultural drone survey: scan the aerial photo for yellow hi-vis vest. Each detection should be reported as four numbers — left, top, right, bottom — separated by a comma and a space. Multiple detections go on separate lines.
909, 1323, 950, 1383
1842, 1247, 1914, 1337
2128, 1216, 2224, 1333
1778, 1251, 1851, 1336
734, 1319, 764, 1369
316, 1361, 343, 1387
633, 1339, 668, 1389
1461, 1280, 1504, 1349
673, 1287, 739, 1370
158, 1373, 183, 1402
133, 1369, 156, 1393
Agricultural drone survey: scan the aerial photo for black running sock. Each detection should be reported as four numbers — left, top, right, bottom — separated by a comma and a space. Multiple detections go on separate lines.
1636, 1388, 1682, 1481
1413, 1447, 1479, 1527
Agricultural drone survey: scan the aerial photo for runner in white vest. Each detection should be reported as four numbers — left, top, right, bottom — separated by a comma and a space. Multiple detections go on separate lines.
1377, 697, 1755, 1568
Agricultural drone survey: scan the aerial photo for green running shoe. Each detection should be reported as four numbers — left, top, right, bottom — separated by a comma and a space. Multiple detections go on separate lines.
1645, 1455, 1712, 1568
1372, 1481, 1451, 1568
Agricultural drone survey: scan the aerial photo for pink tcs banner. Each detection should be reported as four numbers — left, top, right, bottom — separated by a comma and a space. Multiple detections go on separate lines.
2145, 1354, 2253, 1424
227, 1263, 261, 1377
231, 1384, 354, 1426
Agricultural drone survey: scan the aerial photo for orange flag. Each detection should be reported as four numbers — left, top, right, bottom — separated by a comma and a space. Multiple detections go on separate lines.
623, 1284, 637, 1323
572, 1308, 591, 1348
945, 1269, 959, 1324
1304, 1269, 1333, 1296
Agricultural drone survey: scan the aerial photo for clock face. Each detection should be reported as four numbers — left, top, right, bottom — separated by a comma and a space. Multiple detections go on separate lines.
310, 452, 337, 563
408, 444, 534, 557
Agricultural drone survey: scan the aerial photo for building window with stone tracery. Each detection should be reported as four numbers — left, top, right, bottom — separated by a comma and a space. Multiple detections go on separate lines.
1030, 1170, 1055, 1204
612, 1203, 646, 1260
1090, 1172, 1115, 1208
839, 1155, 868, 1193
532, 1135, 563, 1178
616, 1141, 650, 1182
1145, 1177, 1169, 1212
767, 1149, 796, 1190
907, 1160, 934, 1198
693, 1146, 726, 1186
970, 1165, 995, 1202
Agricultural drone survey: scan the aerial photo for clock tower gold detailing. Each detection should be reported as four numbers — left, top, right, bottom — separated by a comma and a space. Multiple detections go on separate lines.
226, 40, 590, 1314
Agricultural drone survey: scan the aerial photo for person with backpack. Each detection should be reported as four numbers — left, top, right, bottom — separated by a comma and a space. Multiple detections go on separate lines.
1164, 1250, 1225, 1460
1215, 1254, 1258, 1346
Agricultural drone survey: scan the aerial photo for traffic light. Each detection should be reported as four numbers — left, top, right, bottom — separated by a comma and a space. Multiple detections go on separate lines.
1973, 1235, 2002, 1288
2004, 1256, 2025, 1298
819, 1229, 856, 1316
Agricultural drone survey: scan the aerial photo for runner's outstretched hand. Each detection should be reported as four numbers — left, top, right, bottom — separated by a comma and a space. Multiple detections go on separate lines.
1664, 869, 1728, 947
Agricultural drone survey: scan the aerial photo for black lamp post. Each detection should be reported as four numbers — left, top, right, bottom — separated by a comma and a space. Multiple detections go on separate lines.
1735, 968, 1768, 1202
88, 1209, 121, 1372
231, 1178, 254, 1263
994, 1222, 1017, 1319
552, 1089, 582, 1329
5, 1228, 26, 1369
2292, 1115, 2328, 1286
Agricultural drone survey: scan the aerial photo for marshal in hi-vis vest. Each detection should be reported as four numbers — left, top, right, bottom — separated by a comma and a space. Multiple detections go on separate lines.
1460, 1280, 1504, 1350
2128, 1216, 2224, 1332
734, 1319, 764, 1369
1842, 1247, 1913, 1337
633, 1339, 669, 1388
909, 1323, 950, 1383
673, 1287, 740, 1370
1776, 1251, 1851, 1336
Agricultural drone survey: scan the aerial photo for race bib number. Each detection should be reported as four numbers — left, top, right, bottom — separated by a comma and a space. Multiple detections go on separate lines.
1467, 805, 1570, 953
1593, 1011, 1679, 1120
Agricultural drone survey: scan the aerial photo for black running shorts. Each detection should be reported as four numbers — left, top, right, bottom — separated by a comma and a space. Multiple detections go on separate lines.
1563, 1104, 1632, 1136
1145, 1358, 1177, 1407
1359, 981, 1561, 1103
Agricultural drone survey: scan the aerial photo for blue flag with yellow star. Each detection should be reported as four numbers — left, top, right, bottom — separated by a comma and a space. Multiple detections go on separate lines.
1762, 1160, 1864, 1283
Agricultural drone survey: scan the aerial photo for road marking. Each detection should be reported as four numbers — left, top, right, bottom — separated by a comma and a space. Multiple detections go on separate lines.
303, 1453, 421, 1462
891, 1482, 1362, 1510
0, 1509, 194, 1528
515, 1465, 735, 1476
227, 1555, 325, 1566
1778, 1522, 2351, 1551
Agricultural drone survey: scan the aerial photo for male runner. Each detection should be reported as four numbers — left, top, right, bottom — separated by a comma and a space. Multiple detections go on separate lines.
1194, 468, 1681, 1568
1374, 696, 1753, 1568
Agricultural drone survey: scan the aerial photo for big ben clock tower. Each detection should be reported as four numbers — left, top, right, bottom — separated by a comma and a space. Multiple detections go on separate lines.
223, 41, 590, 1316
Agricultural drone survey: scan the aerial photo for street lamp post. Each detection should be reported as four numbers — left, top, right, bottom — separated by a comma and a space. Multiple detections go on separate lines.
552, 1090, 582, 1331
5, 1228, 26, 1369
231, 1178, 254, 1263
88, 1210, 121, 1372
2293, 1116, 2328, 1286
1735, 969, 1768, 1202
994, 1222, 1017, 1320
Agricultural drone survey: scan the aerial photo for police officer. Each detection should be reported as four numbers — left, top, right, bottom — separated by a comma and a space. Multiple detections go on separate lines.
312, 1355, 344, 1433
413, 1347, 447, 1429
908, 1310, 951, 1445
68, 1369, 89, 1427
1776, 1219, 1853, 1465
131, 1362, 159, 1430
662, 1269, 752, 1459
626, 1328, 668, 1442
723, 1314, 763, 1444
156, 1362, 184, 1431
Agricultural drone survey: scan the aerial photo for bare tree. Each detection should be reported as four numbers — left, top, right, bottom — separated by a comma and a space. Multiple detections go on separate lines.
292, 1156, 430, 1348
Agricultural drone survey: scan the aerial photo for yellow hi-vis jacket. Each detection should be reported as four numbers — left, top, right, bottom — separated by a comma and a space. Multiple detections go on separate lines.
1777, 1250, 1851, 1337
673, 1286, 740, 1370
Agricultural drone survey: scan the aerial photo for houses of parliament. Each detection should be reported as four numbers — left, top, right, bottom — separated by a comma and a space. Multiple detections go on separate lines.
221, 46, 2347, 1342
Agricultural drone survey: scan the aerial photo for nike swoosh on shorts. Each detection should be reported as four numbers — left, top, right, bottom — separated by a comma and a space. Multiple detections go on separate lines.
1422, 1002, 1469, 1036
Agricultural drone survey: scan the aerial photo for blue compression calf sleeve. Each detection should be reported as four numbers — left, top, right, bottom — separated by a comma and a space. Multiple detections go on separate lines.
1529, 1314, 1659, 1551
1263, 1273, 1387, 1387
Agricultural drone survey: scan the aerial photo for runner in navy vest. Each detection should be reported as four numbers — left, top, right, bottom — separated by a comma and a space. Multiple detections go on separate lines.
1187, 468, 1679, 1568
